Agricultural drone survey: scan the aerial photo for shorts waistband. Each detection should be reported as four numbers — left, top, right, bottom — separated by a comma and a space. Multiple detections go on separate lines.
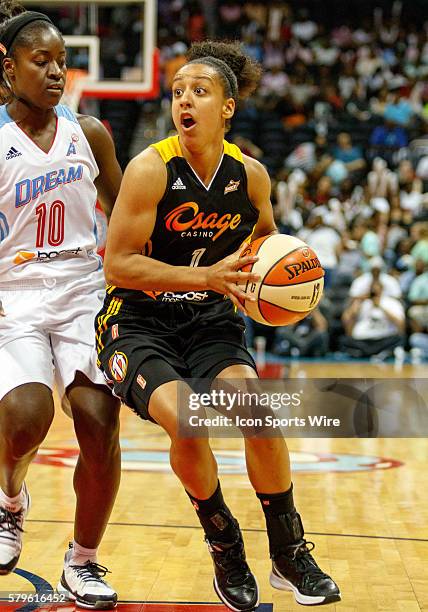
0, 275, 91, 290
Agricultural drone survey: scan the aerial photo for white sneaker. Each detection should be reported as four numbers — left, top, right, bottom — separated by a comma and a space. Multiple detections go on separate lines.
0, 483, 31, 575
57, 547, 117, 609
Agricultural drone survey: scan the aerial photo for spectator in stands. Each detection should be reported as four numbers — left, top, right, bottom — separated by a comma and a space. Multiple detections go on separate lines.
311, 175, 333, 206
230, 135, 263, 160
367, 157, 398, 200
187, 2, 206, 41
354, 217, 382, 261
349, 256, 402, 299
217, 0, 243, 38
332, 132, 366, 181
335, 228, 364, 282
398, 160, 424, 216
275, 309, 329, 357
369, 119, 408, 166
291, 7, 317, 42
298, 212, 341, 288
259, 62, 289, 98
163, 41, 187, 92
345, 82, 372, 122
407, 260, 428, 334
409, 119, 428, 162
398, 250, 421, 294
410, 224, 428, 263
370, 85, 390, 118
384, 87, 414, 127
341, 280, 405, 358
356, 45, 383, 79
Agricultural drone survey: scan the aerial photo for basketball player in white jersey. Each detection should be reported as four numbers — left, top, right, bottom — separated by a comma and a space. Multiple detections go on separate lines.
0, 4, 122, 608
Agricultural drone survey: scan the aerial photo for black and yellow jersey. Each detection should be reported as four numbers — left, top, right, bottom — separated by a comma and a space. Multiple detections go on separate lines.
107, 135, 259, 306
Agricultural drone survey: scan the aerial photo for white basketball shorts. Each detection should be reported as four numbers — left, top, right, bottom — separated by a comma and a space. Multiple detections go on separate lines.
0, 269, 107, 401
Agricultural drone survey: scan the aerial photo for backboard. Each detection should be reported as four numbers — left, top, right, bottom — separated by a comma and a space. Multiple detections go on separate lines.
24, 0, 158, 100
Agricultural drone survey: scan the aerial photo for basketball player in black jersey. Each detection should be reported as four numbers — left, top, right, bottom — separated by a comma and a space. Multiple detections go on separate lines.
96, 41, 340, 609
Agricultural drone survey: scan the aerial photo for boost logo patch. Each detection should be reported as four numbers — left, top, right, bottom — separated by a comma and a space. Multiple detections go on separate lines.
109, 351, 128, 383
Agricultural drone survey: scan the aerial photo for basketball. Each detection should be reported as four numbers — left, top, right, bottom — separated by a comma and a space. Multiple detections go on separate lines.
240, 234, 324, 326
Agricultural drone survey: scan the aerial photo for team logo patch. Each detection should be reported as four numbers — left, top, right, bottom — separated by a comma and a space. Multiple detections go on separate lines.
6, 146, 22, 160
14, 251, 35, 264
71, 133, 79, 142
111, 324, 119, 340
14, 247, 82, 265
164, 202, 242, 241
172, 177, 186, 190
136, 374, 147, 390
109, 351, 128, 382
224, 179, 240, 194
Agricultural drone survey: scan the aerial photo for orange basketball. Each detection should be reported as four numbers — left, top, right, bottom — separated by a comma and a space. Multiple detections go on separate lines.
240, 234, 324, 326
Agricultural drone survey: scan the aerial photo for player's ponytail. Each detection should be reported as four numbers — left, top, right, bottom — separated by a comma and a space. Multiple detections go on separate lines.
186, 40, 262, 102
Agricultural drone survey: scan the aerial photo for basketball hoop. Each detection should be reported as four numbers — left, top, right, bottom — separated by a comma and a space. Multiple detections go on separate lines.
61, 68, 88, 112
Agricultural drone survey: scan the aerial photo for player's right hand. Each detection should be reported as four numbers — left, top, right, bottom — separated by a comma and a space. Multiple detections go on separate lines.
205, 249, 260, 314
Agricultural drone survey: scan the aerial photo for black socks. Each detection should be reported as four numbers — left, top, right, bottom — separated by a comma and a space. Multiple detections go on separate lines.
186, 481, 239, 543
257, 484, 305, 557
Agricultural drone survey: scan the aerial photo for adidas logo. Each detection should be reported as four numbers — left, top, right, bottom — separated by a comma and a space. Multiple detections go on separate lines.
6, 146, 22, 160
172, 177, 186, 190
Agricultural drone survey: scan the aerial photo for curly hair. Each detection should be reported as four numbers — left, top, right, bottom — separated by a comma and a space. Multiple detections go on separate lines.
186, 40, 262, 101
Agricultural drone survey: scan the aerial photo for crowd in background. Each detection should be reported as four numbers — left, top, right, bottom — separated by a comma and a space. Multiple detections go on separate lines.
35, 0, 428, 362
158, 0, 428, 362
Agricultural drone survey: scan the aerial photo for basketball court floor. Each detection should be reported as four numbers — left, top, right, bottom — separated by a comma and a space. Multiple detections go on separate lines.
0, 361, 427, 611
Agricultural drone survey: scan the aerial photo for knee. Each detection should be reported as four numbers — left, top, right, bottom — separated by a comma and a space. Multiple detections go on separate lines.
171, 437, 209, 454
0, 395, 54, 457
244, 436, 285, 454
74, 402, 120, 461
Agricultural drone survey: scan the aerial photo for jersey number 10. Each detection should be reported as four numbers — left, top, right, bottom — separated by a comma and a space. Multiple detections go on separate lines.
35, 200, 65, 248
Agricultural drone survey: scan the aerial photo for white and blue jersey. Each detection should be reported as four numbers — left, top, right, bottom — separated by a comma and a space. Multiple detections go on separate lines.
0, 104, 100, 284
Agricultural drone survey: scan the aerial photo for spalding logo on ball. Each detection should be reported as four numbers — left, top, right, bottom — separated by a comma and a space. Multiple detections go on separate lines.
240, 234, 324, 326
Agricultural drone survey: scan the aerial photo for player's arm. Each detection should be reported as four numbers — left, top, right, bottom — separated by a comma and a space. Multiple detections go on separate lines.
244, 155, 278, 241
78, 115, 122, 220
103, 148, 259, 305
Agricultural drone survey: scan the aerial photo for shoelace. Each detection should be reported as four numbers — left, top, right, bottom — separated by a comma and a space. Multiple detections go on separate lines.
287, 540, 331, 588
70, 562, 111, 584
211, 540, 250, 585
0, 507, 24, 542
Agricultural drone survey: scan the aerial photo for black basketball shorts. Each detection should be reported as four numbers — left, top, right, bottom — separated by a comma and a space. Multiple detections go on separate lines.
95, 298, 257, 421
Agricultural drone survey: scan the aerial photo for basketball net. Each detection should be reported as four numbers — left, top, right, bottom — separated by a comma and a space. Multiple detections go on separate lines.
61, 68, 88, 112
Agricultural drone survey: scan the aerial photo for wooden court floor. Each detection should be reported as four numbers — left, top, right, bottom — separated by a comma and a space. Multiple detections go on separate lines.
0, 362, 427, 612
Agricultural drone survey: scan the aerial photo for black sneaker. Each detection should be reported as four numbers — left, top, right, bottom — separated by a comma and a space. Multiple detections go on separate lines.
206, 531, 259, 612
270, 540, 341, 605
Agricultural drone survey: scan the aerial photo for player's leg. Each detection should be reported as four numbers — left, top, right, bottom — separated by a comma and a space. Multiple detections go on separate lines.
96, 302, 258, 611
57, 373, 120, 609
217, 364, 341, 606
51, 272, 120, 609
0, 327, 55, 574
149, 380, 218, 497
146, 377, 259, 612
68, 374, 121, 549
